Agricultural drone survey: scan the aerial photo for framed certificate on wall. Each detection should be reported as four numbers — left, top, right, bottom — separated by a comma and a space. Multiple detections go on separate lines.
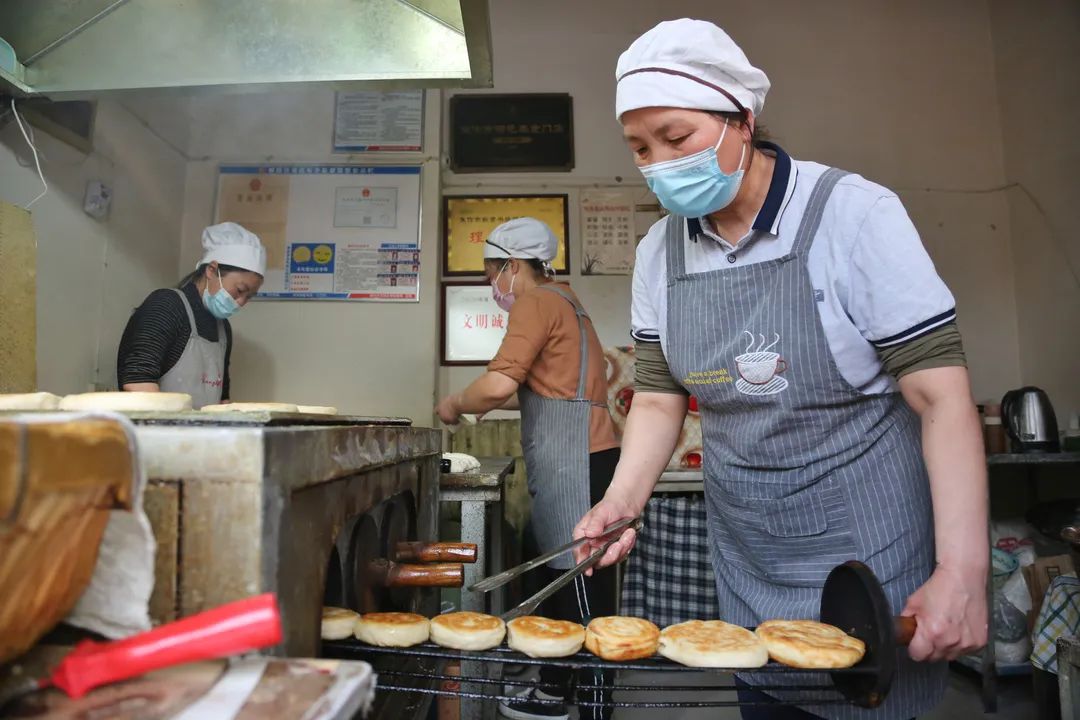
443, 194, 569, 276
441, 282, 510, 365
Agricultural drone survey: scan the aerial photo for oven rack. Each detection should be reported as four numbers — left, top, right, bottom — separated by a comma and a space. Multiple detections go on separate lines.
323, 640, 864, 709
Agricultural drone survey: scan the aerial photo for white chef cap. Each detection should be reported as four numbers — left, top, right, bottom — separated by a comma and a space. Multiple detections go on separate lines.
615, 19, 770, 120
483, 217, 559, 263
197, 222, 267, 276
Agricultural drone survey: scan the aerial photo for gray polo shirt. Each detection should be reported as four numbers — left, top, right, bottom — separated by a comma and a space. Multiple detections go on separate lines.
631, 143, 957, 395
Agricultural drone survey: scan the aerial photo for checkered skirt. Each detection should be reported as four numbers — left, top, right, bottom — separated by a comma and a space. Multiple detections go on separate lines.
619, 495, 720, 627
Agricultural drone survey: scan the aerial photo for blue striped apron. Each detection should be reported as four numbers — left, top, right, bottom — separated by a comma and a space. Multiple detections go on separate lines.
518, 285, 594, 570
662, 168, 947, 719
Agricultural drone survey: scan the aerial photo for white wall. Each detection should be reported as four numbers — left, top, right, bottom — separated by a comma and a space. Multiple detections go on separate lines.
178, 90, 443, 423
0, 99, 187, 394
439, 0, 1023, 405
989, 0, 1080, 425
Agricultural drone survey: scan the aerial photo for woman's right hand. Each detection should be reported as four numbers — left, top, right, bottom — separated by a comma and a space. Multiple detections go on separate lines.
572, 494, 642, 575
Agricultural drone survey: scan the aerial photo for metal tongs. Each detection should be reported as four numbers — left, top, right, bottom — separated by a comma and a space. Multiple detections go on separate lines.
469, 517, 643, 621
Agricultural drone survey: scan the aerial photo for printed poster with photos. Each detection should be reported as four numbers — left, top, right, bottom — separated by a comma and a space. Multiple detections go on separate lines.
581, 189, 636, 275
443, 195, 569, 276
215, 164, 422, 301
441, 282, 510, 365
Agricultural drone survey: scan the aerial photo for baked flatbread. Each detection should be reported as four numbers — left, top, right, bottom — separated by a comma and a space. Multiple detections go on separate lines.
354, 612, 430, 647
507, 616, 585, 658
584, 616, 660, 661
201, 402, 299, 413
59, 391, 192, 412
297, 405, 338, 415
0, 392, 62, 410
430, 611, 505, 651
755, 620, 865, 669
659, 620, 768, 668
321, 607, 360, 640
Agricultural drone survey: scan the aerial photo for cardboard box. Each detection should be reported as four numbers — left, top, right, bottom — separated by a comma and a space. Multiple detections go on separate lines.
1023, 554, 1076, 631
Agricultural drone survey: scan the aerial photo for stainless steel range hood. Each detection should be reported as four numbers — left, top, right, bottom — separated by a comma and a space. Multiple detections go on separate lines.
0, 0, 493, 99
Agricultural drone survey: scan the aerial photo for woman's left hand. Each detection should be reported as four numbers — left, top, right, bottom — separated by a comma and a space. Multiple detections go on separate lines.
435, 394, 462, 425
901, 563, 988, 662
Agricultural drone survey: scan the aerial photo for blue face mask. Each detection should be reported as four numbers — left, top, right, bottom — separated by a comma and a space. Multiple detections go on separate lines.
202, 269, 240, 320
640, 121, 747, 218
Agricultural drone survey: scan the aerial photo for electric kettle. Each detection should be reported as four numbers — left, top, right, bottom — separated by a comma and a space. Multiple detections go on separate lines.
1001, 386, 1060, 453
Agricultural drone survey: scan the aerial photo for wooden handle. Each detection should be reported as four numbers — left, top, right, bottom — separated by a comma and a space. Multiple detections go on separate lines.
377, 561, 464, 588
894, 616, 917, 646
394, 541, 477, 564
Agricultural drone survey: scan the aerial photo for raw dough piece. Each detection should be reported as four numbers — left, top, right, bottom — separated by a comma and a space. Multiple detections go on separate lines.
0, 392, 62, 410
507, 616, 585, 658
754, 620, 865, 669
201, 402, 299, 413
59, 391, 192, 412
321, 607, 361, 640
442, 452, 481, 473
659, 620, 768, 668
298, 405, 338, 415
354, 612, 431, 647
584, 616, 660, 661
430, 611, 505, 651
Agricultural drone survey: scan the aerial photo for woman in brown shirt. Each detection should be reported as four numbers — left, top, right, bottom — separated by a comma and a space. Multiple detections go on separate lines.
436, 217, 618, 720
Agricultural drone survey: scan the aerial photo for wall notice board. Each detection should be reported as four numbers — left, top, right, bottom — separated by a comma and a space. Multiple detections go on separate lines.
215, 164, 422, 301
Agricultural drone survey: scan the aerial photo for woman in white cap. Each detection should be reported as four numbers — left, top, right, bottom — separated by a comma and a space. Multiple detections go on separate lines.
117, 222, 266, 409
436, 217, 619, 720
573, 19, 987, 720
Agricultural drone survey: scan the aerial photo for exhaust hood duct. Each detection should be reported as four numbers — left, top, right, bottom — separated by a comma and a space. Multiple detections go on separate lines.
0, 0, 493, 99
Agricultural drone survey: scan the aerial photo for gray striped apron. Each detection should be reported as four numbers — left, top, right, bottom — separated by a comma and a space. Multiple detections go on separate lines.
159, 289, 226, 409
663, 169, 947, 719
518, 285, 594, 570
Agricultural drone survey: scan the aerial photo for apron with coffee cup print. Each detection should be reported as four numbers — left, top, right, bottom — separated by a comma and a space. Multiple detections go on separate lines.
662, 168, 945, 719
518, 285, 596, 571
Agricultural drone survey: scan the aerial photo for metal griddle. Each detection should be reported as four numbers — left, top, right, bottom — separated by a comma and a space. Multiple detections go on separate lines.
0, 410, 412, 427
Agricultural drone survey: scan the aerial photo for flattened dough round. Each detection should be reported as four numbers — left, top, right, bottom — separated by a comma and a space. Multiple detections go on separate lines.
584, 616, 660, 661
354, 612, 430, 647
297, 405, 338, 415
507, 616, 585, 658
201, 402, 299, 413
321, 607, 360, 640
755, 620, 865, 669
0, 392, 62, 410
659, 620, 768, 668
430, 611, 505, 650
59, 391, 192, 412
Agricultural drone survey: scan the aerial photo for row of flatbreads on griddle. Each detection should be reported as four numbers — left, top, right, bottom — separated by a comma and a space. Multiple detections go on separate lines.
324, 608, 865, 669
0, 391, 336, 415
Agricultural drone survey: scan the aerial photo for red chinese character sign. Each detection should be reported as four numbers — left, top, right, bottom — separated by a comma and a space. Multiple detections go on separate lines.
443, 194, 569, 276
441, 282, 510, 365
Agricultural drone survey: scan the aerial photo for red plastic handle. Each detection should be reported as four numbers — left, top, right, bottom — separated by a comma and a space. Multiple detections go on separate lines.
49, 593, 282, 698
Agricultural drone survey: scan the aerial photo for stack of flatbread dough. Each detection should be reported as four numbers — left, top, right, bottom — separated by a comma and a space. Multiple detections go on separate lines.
0, 392, 340, 415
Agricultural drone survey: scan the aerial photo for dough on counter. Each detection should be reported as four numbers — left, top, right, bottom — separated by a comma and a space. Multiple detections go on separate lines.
297, 405, 338, 415
354, 612, 430, 647
754, 620, 865, 669
59, 391, 193, 412
659, 620, 768, 668
584, 616, 660, 661
507, 616, 585, 658
201, 402, 299, 413
0, 392, 62, 410
321, 607, 361, 640
430, 611, 505, 651
442, 452, 481, 473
